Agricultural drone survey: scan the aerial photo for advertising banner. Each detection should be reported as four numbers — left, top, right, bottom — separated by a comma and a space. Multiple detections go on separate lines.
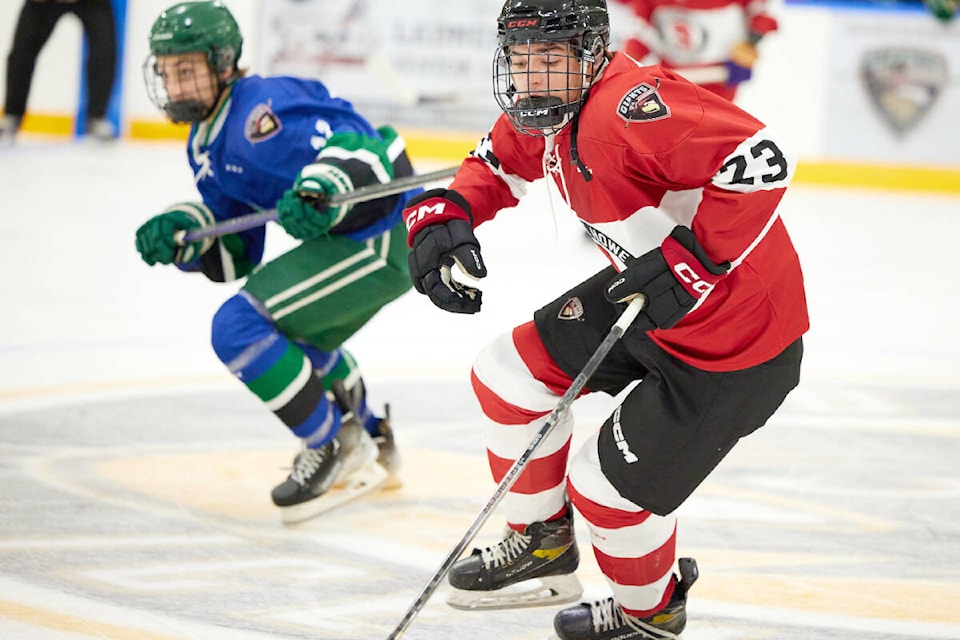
825, 7, 960, 165
257, 0, 503, 130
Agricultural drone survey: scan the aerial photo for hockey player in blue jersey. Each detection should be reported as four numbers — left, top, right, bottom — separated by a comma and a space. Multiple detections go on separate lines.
134, 1, 416, 523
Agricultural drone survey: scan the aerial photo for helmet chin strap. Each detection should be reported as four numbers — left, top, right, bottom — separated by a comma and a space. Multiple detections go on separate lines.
568, 96, 591, 182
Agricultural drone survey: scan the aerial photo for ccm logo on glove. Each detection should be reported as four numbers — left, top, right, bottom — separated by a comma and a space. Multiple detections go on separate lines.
404, 200, 450, 230
404, 191, 472, 234
661, 232, 727, 298
604, 226, 730, 331
674, 263, 713, 295
404, 188, 487, 314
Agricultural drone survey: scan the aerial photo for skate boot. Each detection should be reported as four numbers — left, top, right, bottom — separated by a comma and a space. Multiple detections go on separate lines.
86, 117, 117, 143
447, 510, 583, 610
553, 557, 699, 640
371, 403, 401, 489
332, 380, 401, 488
271, 415, 385, 524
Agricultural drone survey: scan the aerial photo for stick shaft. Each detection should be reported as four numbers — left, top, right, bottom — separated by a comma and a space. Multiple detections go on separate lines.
180, 166, 459, 243
675, 65, 730, 84
386, 296, 646, 640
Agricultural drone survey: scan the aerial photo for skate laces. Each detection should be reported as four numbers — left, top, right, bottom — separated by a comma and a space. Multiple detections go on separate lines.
290, 444, 331, 485
589, 598, 679, 639
479, 529, 532, 569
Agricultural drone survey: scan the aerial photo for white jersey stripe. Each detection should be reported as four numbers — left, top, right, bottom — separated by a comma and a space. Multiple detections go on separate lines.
484, 411, 574, 461
569, 430, 658, 513
586, 513, 679, 560
271, 255, 386, 321
500, 484, 569, 528
265, 246, 375, 308
607, 572, 676, 613
472, 331, 561, 414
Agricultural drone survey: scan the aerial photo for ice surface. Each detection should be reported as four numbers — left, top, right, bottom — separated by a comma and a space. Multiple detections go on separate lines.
1, 139, 958, 639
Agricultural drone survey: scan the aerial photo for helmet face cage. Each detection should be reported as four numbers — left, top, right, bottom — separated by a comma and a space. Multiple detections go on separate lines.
493, 35, 603, 136
144, 48, 235, 124
144, 1, 242, 123
493, 0, 610, 136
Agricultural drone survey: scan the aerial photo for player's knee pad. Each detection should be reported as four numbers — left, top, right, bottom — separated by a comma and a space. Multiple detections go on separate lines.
210, 292, 276, 365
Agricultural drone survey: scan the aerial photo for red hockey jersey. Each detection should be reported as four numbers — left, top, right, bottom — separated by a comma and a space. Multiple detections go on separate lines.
449, 53, 808, 372
612, 0, 778, 67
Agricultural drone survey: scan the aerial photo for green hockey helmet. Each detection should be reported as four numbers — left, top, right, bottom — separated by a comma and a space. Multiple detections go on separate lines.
144, 1, 243, 123
149, 1, 242, 74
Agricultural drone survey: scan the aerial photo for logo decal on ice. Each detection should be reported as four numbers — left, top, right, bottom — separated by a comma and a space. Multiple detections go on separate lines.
245, 102, 282, 143
617, 83, 670, 124
558, 297, 584, 321
862, 48, 946, 137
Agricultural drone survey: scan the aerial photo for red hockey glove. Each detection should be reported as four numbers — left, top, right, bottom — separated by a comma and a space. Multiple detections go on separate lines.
404, 188, 487, 314
605, 226, 730, 331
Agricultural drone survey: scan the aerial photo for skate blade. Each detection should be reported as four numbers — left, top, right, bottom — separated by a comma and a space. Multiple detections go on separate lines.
279, 460, 388, 525
547, 624, 684, 640
375, 441, 402, 490
356, 434, 404, 491
379, 469, 403, 491
446, 573, 583, 610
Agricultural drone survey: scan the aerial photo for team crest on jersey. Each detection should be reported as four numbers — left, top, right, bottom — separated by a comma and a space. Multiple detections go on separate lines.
617, 83, 670, 124
244, 102, 282, 142
558, 297, 585, 321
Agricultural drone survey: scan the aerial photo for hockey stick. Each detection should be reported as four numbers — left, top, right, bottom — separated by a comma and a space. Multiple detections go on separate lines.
675, 65, 730, 85
178, 165, 459, 244
386, 295, 647, 640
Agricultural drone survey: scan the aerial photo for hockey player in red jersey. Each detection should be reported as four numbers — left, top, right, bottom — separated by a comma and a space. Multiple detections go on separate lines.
402, 0, 808, 638
610, 0, 778, 101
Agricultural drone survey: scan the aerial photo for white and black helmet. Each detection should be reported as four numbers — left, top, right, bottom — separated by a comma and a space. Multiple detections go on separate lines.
494, 0, 610, 136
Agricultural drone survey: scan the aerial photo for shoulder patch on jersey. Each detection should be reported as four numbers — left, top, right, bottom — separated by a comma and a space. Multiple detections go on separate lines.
244, 102, 282, 143
558, 297, 585, 321
617, 83, 671, 124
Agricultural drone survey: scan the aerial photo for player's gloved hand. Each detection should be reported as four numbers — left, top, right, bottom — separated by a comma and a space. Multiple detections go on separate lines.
276, 162, 353, 241
726, 41, 758, 86
605, 225, 730, 331
135, 202, 215, 266
404, 188, 487, 314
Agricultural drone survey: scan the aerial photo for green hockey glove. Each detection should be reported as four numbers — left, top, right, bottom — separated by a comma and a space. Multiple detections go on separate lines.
135, 202, 215, 266
276, 162, 353, 241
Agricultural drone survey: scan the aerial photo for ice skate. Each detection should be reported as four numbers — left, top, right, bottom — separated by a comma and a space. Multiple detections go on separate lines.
447, 510, 583, 610
552, 557, 699, 640
371, 403, 401, 489
332, 380, 401, 489
86, 118, 117, 143
271, 418, 386, 524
